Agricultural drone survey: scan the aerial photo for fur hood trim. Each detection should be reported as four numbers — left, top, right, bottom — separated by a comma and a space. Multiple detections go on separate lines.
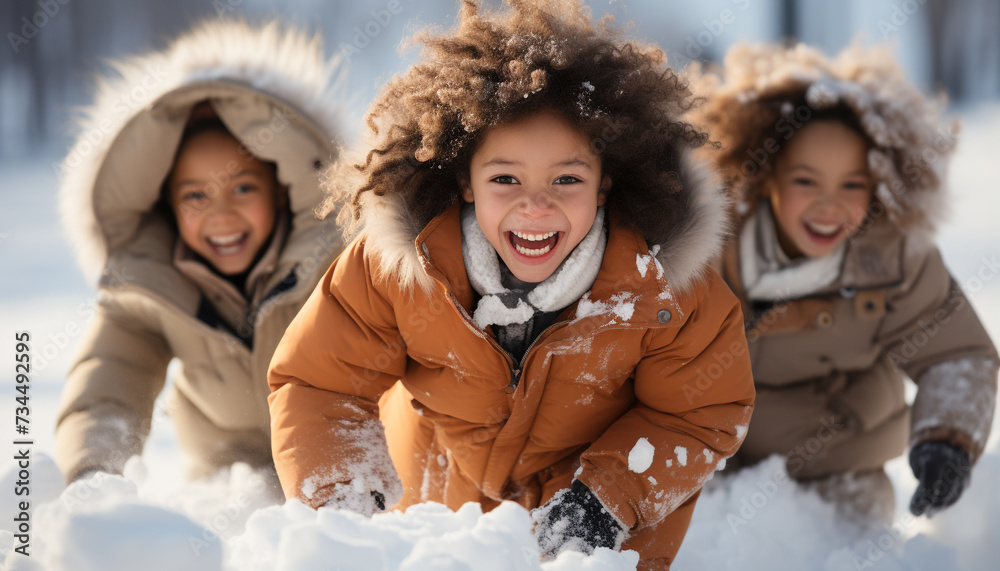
356, 148, 728, 296
58, 19, 345, 283
690, 42, 956, 235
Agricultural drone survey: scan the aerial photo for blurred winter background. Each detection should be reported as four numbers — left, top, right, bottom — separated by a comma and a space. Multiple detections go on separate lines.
1, 0, 998, 569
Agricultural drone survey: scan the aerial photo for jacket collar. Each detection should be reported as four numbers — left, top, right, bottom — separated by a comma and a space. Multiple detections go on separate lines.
724, 216, 906, 303
414, 203, 685, 329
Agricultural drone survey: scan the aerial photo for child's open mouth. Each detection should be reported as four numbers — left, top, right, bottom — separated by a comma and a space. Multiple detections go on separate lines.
206, 232, 249, 256
507, 230, 560, 258
803, 220, 843, 243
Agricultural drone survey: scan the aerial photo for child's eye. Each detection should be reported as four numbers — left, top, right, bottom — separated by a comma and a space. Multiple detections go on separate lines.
843, 181, 869, 191
234, 183, 257, 195
181, 190, 208, 203
554, 175, 582, 185
792, 177, 815, 186
490, 175, 519, 185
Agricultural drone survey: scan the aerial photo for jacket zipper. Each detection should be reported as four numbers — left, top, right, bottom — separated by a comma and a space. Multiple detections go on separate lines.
424, 250, 652, 399
447, 291, 638, 399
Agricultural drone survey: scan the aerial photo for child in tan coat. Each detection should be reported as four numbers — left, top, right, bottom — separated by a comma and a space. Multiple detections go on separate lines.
55, 21, 344, 488
691, 42, 998, 522
267, 1, 755, 568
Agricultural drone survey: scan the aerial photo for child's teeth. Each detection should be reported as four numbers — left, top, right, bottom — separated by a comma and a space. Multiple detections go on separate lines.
513, 230, 556, 242
515, 243, 553, 257
208, 233, 243, 246
807, 222, 840, 236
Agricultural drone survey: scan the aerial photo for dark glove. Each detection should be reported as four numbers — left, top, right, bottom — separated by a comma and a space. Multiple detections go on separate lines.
908, 440, 971, 516
321, 486, 387, 516
371, 490, 386, 510
532, 480, 627, 558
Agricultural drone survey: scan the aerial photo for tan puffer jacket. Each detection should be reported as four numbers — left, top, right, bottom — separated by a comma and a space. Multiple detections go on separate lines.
268, 154, 756, 569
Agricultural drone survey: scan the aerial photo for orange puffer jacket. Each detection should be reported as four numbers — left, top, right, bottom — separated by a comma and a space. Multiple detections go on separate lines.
269, 190, 754, 568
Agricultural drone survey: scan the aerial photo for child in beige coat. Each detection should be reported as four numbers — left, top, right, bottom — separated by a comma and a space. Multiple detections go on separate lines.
55, 21, 344, 488
692, 42, 998, 522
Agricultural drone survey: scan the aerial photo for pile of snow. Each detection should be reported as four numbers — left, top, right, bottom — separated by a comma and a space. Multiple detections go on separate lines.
4, 442, 998, 570
0, 457, 638, 570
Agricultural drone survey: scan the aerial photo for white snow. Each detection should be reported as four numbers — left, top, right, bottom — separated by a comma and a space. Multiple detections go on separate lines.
674, 446, 689, 467
575, 293, 636, 323
635, 246, 664, 281
735, 423, 748, 439
610, 294, 635, 322
636, 253, 649, 278
628, 438, 655, 473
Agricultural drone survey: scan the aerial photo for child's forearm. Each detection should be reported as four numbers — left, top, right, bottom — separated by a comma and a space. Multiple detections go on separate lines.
576, 276, 756, 531
268, 382, 402, 509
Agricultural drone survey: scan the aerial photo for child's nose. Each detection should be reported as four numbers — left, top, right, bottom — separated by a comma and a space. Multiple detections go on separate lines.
519, 188, 555, 215
206, 198, 239, 220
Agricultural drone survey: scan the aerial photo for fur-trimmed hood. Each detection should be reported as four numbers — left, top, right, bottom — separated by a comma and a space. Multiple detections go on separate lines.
354, 148, 728, 296
689, 42, 956, 236
58, 19, 345, 284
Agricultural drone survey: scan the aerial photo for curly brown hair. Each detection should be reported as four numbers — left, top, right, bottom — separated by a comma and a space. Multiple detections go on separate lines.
324, 0, 712, 245
700, 91, 875, 204
688, 42, 955, 230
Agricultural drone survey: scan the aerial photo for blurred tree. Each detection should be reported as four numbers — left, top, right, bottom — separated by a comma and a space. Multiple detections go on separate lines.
779, 0, 798, 42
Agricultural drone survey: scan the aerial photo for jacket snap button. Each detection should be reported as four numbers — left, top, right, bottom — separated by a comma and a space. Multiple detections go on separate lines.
816, 310, 834, 328
657, 309, 672, 324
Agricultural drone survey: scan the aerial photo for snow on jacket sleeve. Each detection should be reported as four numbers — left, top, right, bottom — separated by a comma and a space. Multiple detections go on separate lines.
55, 291, 172, 482
268, 237, 406, 509
576, 270, 755, 531
877, 245, 998, 461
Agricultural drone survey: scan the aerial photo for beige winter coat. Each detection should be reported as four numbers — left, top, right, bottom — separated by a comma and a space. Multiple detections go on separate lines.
689, 42, 999, 486
720, 216, 998, 479
54, 21, 344, 482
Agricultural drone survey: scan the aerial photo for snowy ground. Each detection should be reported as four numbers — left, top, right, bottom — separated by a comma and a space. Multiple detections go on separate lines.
1, 105, 998, 570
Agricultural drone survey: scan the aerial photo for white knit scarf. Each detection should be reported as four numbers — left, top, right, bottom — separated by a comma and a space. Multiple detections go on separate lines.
461, 204, 606, 331
740, 202, 845, 301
